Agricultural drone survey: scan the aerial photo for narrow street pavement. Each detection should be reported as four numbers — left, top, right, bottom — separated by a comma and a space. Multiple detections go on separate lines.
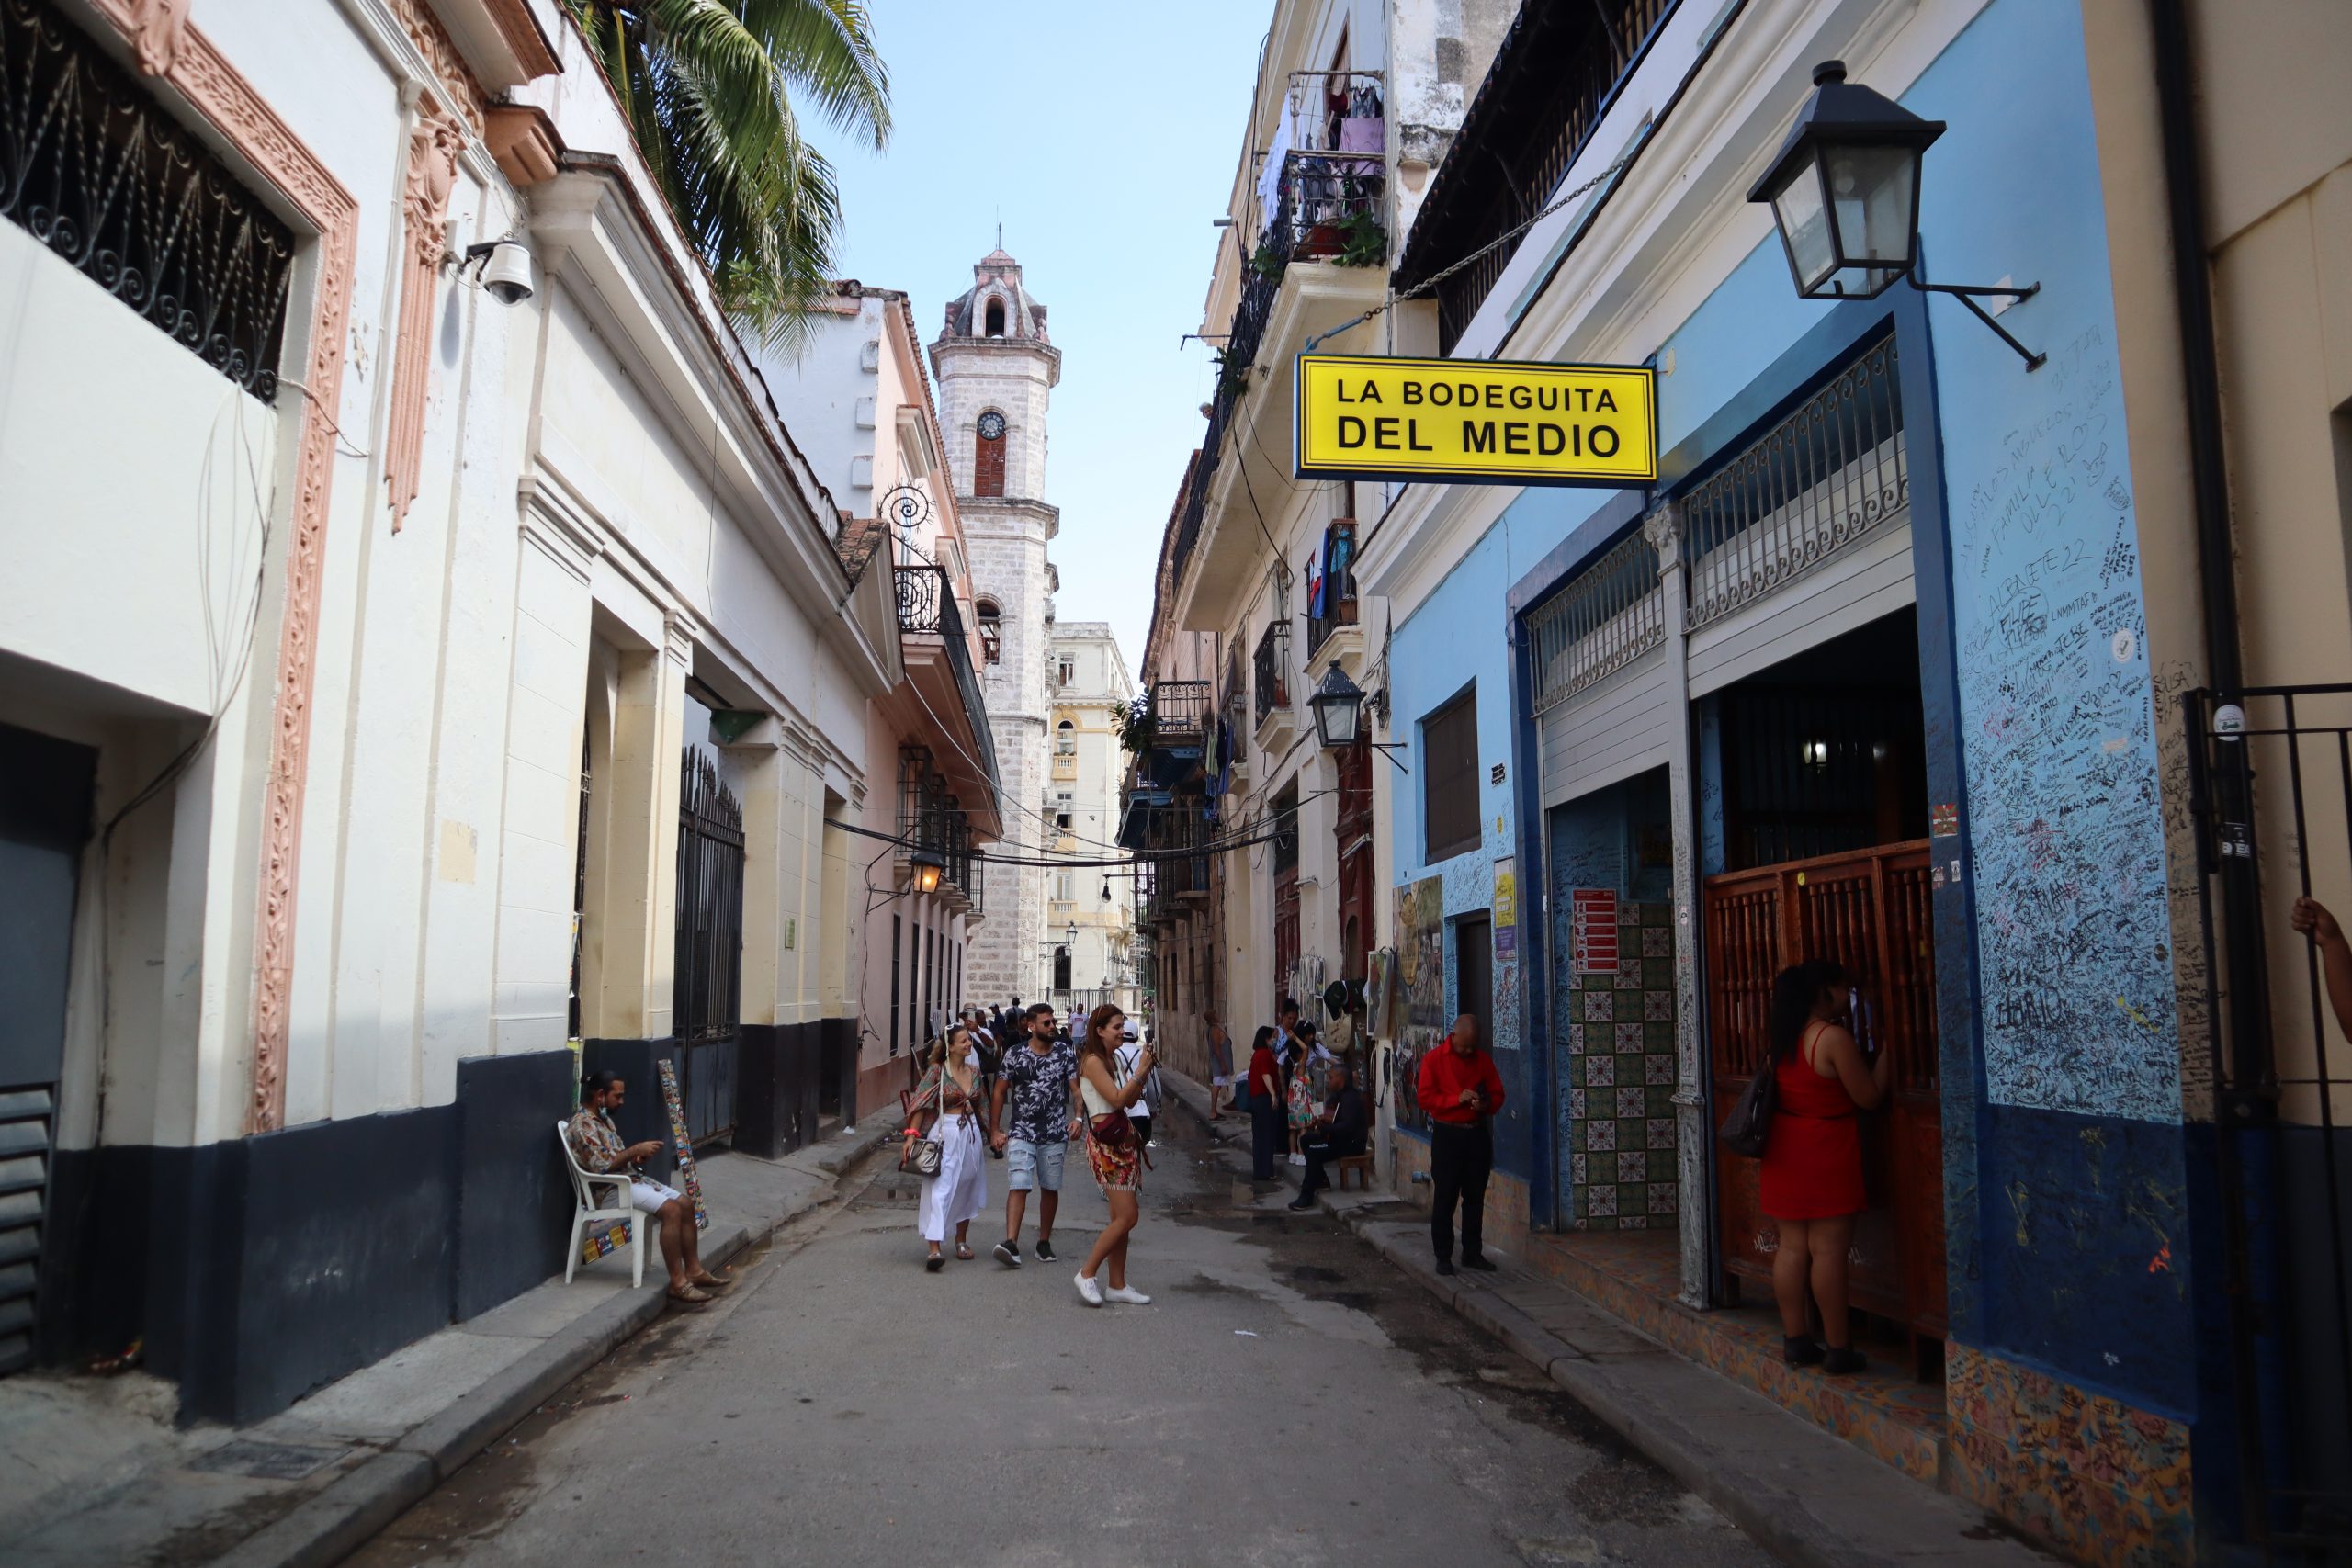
349, 1114, 1770, 1568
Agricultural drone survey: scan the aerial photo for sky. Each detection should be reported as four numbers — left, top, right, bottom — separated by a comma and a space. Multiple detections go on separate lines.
807, 2, 1271, 683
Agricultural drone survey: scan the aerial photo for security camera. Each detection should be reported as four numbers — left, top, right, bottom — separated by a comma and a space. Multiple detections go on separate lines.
458, 239, 535, 304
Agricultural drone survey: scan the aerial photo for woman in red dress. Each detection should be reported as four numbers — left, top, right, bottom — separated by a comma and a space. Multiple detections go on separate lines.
1760, 960, 1890, 1373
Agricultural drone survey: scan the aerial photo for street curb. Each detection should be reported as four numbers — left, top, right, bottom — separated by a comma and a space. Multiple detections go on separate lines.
209, 1452, 435, 1568
220, 1145, 887, 1568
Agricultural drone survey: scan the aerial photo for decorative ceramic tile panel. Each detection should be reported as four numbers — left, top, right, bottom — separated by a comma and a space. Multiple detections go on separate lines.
1558, 900, 1678, 1229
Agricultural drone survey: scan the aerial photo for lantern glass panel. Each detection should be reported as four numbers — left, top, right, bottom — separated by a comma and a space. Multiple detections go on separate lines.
1825, 142, 1917, 296
1770, 160, 1837, 296
1313, 691, 1363, 749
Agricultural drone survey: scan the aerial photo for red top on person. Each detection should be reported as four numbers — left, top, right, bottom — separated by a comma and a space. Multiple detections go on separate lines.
1416, 1027, 1507, 1126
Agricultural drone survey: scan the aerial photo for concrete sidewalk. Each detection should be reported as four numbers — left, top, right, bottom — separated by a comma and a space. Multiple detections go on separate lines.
1158, 1068, 2048, 1568
0, 1125, 888, 1568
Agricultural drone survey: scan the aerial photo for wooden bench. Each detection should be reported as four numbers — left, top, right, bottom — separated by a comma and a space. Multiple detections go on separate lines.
1333, 1147, 1375, 1191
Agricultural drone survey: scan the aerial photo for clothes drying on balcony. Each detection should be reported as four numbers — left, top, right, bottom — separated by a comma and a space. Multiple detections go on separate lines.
1257, 99, 1304, 241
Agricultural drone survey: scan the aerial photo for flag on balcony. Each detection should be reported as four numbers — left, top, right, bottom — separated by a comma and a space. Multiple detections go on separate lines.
1307, 550, 1327, 620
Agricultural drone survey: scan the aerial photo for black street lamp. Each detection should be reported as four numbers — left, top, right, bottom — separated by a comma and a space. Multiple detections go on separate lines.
1748, 62, 2044, 368
1309, 664, 1366, 749
910, 847, 944, 895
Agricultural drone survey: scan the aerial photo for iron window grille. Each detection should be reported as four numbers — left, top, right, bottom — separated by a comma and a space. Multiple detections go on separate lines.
1685, 335, 1908, 632
893, 565, 1001, 795
1253, 621, 1292, 726
1, 0, 296, 400
1526, 525, 1665, 713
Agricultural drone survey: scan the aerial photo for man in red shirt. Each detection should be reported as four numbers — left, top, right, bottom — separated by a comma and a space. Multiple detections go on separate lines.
1415, 1013, 1506, 1274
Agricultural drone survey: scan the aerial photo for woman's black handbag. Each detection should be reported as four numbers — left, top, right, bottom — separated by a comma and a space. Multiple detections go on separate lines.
1718, 1061, 1778, 1157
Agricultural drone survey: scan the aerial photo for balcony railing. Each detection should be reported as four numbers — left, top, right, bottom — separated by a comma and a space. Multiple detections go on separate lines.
1686, 337, 1907, 632
1394, 0, 1672, 355
894, 565, 1001, 795
1148, 681, 1213, 750
1253, 621, 1291, 726
894, 745, 981, 908
1527, 525, 1664, 713
1172, 92, 1387, 588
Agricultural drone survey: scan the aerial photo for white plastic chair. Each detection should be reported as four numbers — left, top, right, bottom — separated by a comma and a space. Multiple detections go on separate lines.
559, 1120, 646, 1289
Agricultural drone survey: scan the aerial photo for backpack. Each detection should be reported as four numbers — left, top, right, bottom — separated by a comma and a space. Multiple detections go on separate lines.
1718, 1057, 1778, 1157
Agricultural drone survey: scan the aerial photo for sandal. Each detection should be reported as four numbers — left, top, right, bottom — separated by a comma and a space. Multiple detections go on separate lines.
925, 1254, 944, 1272
666, 1284, 712, 1305
690, 1269, 734, 1291
955, 1244, 976, 1261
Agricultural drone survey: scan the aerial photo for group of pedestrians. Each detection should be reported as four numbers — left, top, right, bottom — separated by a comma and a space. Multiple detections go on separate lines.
900, 1000, 1161, 1307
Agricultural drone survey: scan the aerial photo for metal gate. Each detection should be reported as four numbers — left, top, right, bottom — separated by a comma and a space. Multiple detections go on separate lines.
1703, 840, 1945, 1371
2186, 685, 2352, 1558
674, 749, 744, 1146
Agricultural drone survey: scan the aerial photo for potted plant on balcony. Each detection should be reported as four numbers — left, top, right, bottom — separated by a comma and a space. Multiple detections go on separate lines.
1336, 210, 1385, 268
1114, 694, 1156, 757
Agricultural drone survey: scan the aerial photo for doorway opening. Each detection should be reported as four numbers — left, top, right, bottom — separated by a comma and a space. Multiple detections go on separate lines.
1702, 607, 1944, 1380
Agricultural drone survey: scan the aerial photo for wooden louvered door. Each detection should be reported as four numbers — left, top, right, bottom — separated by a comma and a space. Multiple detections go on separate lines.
1704, 840, 1945, 1363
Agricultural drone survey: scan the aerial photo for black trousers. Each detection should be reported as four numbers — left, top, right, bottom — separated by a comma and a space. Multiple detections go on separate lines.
1298, 1132, 1366, 1199
1429, 1121, 1493, 1261
1250, 1097, 1283, 1179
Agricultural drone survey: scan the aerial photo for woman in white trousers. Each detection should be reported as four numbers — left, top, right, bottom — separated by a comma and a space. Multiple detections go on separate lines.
904, 1024, 993, 1270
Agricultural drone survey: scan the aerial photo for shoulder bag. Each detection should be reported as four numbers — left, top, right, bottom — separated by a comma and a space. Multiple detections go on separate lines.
899, 1067, 947, 1178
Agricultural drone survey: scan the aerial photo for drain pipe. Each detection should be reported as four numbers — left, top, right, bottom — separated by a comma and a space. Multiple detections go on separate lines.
2151, 0, 2267, 1100
2150, 7, 2290, 1542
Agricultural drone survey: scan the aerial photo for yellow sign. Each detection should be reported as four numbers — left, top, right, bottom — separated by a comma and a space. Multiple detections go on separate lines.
1295, 355, 1657, 487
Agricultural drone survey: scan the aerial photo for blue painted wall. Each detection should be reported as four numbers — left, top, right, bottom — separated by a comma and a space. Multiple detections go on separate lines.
1458, 0, 2206, 1448
1388, 483, 1615, 1183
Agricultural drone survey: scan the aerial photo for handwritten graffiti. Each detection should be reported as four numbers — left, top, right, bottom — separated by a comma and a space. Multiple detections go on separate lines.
1952, 325, 2178, 1121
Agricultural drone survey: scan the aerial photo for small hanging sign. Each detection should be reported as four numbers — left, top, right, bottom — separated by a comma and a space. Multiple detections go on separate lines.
1571, 889, 1619, 976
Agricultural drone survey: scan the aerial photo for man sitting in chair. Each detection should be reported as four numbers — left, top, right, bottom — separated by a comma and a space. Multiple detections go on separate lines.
1288, 1060, 1369, 1211
569, 1069, 732, 1305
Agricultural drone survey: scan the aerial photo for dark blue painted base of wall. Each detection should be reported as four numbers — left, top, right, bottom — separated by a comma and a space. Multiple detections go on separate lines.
455, 1051, 582, 1321
39, 1045, 597, 1425
738, 1021, 817, 1159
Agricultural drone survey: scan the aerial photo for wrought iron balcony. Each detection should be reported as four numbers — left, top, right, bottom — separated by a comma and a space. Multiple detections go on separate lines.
895, 746, 981, 907
1171, 86, 1388, 589
1394, 0, 1673, 354
1253, 622, 1292, 727
894, 565, 1001, 795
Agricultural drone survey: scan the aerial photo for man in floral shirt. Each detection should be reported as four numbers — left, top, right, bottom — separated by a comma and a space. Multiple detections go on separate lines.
568, 1069, 730, 1304
989, 1002, 1080, 1267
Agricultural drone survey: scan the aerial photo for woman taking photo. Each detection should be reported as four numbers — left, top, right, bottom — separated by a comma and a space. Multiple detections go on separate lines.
904, 1023, 994, 1271
1760, 960, 1890, 1373
1073, 1003, 1157, 1307
1246, 1025, 1283, 1182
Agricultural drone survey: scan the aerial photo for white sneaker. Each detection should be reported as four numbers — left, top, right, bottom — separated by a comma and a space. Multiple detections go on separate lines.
1290, 1153, 1306, 1167
1103, 1284, 1152, 1305
1074, 1271, 1104, 1307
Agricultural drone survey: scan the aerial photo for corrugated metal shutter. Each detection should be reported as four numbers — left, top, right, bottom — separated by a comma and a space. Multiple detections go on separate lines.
0, 1086, 53, 1373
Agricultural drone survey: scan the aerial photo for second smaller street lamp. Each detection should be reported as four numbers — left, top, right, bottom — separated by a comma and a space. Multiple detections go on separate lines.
910, 847, 944, 895
1066, 921, 1080, 952
1748, 61, 2044, 368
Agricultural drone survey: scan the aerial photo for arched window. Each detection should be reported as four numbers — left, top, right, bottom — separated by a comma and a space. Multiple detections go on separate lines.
984, 297, 1007, 337
974, 597, 1001, 664
1057, 718, 1076, 755
974, 411, 1007, 497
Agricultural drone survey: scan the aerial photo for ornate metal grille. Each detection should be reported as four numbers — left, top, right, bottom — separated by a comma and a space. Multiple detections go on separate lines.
674, 750, 744, 1145
1686, 337, 1908, 631
1, 0, 296, 400
1526, 525, 1663, 714
1253, 621, 1291, 726
892, 565, 1001, 796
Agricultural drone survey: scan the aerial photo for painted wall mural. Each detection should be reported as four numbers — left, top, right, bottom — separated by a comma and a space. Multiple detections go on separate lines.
1948, 324, 2178, 1122
1394, 875, 1444, 1132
